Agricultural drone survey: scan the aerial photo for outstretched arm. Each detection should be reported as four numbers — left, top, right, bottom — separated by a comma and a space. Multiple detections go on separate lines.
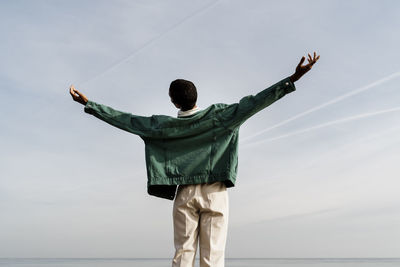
68, 85, 157, 138
290, 52, 320, 83
219, 52, 320, 128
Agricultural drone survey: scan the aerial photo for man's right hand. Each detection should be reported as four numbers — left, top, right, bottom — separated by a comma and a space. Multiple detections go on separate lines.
70, 85, 88, 105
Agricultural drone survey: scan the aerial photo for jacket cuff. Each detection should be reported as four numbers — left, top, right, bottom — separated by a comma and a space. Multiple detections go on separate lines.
282, 76, 296, 94
84, 100, 95, 114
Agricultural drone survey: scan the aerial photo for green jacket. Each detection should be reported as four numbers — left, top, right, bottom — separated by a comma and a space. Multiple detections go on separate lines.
84, 77, 296, 200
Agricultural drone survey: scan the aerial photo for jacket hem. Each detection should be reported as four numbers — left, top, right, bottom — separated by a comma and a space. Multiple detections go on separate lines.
148, 173, 236, 187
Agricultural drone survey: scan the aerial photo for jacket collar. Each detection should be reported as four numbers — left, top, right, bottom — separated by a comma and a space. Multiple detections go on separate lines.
177, 106, 201, 118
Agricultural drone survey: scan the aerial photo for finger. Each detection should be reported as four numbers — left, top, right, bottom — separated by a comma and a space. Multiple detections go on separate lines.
69, 87, 76, 97
71, 94, 79, 101
313, 51, 316, 60
74, 89, 83, 97
298, 56, 305, 66
76, 89, 85, 98
308, 53, 312, 61
311, 54, 320, 64
70, 90, 79, 98
70, 85, 81, 95
72, 91, 81, 100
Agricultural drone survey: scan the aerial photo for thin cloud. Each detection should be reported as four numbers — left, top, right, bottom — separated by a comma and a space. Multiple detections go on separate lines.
240, 71, 400, 143
76, 0, 221, 87
243, 106, 400, 148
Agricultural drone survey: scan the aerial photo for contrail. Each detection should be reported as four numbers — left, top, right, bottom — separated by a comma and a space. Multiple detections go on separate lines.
76, 0, 221, 87
240, 71, 400, 143
242, 106, 400, 148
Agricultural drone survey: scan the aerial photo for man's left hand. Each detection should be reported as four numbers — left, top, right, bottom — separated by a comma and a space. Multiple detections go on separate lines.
290, 52, 320, 83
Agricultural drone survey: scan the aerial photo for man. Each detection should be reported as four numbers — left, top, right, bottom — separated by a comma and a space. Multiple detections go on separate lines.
70, 52, 320, 267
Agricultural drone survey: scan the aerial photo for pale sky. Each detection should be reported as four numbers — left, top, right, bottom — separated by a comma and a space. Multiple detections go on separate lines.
1, 0, 400, 258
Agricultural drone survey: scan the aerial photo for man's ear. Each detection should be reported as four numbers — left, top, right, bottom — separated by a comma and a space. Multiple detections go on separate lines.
171, 100, 181, 109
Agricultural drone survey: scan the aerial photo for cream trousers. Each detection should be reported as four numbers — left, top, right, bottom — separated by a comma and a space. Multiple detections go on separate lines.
172, 182, 229, 267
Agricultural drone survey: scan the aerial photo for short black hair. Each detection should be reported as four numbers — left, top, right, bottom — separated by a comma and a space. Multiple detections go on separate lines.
169, 79, 197, 111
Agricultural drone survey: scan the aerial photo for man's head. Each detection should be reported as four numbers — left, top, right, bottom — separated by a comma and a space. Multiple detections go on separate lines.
169, 79, 197, 111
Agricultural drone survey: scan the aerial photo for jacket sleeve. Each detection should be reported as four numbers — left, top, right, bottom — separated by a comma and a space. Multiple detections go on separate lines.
84, 100, 157, 138
218, 77, 296, 129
